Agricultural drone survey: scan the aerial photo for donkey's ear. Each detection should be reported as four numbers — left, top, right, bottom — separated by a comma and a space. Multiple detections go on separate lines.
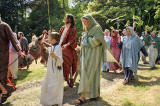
38, 35, 44, 42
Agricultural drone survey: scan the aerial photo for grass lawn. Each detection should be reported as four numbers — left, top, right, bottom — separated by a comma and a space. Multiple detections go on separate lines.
14, 59, 46, 85
5, 60, 160, 106
100, 64, 160, 106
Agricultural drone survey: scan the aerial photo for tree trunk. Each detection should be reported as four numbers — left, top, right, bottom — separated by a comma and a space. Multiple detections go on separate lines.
63, 0, 65, 10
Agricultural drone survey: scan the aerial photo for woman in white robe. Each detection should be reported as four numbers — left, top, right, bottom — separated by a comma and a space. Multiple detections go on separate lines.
102, 29, 111, 72
9, 32, 18, 79
40, 32, 64, 106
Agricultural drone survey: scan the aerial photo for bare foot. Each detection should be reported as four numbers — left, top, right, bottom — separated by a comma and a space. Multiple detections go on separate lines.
75, 97, 86, 104
123, 80, 129, 85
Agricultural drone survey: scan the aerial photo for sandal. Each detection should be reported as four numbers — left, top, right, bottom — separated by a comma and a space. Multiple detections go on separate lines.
75, 98, 86, 105
1, 93, 11, 103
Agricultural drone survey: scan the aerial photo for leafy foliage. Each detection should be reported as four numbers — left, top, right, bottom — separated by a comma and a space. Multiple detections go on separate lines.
26, 0, 65, 36
1, 0, 160, 41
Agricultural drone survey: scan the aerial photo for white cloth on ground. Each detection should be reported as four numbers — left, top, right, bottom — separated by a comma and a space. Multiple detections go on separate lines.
9, 33, 18, 79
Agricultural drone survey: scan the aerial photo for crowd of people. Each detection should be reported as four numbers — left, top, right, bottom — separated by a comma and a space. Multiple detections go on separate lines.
0, 13, 160, 105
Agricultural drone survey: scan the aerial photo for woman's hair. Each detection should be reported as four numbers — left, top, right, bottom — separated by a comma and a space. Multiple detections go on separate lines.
65, 14, 75, 28
18, 32, 24, 36
49, 32, 60, 42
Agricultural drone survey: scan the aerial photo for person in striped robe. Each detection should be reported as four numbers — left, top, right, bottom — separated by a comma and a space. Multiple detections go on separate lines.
76, 14, 117, 104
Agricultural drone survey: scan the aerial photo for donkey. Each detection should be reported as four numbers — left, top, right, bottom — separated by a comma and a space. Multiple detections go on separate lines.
18, 35, 48, 69
20, 35, 81, 87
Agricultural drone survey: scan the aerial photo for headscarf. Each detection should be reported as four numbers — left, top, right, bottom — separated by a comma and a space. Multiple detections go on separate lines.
81, 14, 118, 63
111, 29, 119, 48
126, 26, 136, 36
82, 14, 98, 31
105, 29, 110, 37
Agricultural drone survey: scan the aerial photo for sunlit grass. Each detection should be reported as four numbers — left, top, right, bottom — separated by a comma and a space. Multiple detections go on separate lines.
6, 60, 160, 106
15, 59, 46, 85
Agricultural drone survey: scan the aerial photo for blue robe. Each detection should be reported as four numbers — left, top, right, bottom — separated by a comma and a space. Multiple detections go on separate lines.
120, 35, 144, 74
102, 34, 111, 70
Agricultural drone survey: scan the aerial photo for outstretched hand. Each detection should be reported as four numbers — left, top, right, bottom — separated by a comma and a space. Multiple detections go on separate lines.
18, 51, 25, 58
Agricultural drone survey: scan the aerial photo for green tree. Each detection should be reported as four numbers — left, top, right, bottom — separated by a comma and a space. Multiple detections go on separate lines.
26, 0, 65, 37
0, 0, 33, 32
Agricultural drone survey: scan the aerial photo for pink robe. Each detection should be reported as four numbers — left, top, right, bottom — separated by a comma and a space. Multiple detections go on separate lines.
110, 30, 121, 70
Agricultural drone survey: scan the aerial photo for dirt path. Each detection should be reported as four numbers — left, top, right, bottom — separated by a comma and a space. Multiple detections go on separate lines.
3, 71, 123, 106
3, 63, 151, 106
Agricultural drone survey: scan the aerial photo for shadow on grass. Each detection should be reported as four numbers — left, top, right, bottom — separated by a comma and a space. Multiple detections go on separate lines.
129, 76, 160, 87
13, 69, 31, 85
63, 83, 79, 105
3, 102, 13, 106
138, 64, 150, 67
101, 72, 123, 82
81, 97, 112, 106
63, 83, 111, 106
138, 63, 151, 70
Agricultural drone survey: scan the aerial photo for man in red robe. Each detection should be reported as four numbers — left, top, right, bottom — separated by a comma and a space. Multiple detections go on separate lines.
59, 14, 78, 88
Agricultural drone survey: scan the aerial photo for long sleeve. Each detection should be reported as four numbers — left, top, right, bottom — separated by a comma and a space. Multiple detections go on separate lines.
54, 45, 63, 67
4, 23, 21, 52
82, 26, 103, 48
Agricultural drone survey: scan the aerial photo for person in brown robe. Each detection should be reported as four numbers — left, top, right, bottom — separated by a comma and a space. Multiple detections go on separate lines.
18, 32, 28, 55
0, 20, 24, 104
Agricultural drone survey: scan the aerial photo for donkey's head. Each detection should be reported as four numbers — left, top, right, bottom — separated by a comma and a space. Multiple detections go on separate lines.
28, 35, 48, 64
28, 35, 43, 59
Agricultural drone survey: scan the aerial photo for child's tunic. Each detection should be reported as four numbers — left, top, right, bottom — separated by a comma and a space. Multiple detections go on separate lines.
40, 44, 64, 106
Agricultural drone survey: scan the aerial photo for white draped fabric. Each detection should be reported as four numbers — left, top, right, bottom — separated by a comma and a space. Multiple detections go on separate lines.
40, 45, 64, 106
